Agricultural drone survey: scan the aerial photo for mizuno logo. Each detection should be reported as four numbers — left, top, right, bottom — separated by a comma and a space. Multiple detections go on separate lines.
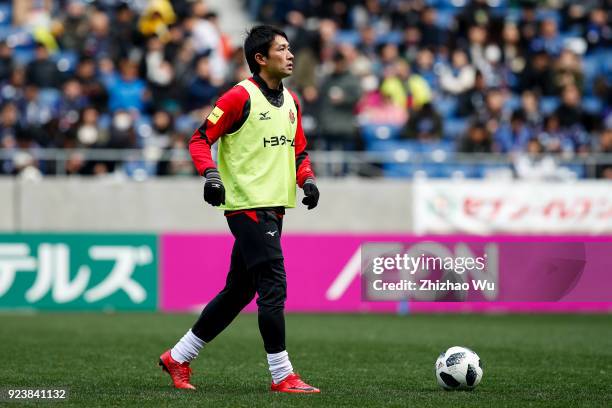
266, 230, 278, 237
259, 111, 271, 120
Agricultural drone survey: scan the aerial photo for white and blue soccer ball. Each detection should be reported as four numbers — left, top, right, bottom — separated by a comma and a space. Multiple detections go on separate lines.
435, 346, 483, 390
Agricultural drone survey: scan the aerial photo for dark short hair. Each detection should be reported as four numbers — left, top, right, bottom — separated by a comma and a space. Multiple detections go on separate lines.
511, 110, 526, 122
244, 25, 288, 74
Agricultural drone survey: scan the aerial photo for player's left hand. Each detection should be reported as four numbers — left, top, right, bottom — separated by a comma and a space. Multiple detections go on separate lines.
302, 179, 319, 210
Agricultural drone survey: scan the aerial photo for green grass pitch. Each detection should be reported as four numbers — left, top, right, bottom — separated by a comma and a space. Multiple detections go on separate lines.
1, 313, 611, 407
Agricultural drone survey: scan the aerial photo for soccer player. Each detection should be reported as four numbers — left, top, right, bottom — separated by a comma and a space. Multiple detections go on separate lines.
159, 25, 320, 394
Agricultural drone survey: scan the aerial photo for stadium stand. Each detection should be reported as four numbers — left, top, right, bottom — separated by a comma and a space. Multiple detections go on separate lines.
0, 0, 610, 179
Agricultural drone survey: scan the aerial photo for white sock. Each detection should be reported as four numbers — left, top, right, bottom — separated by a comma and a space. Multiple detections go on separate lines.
170, 330, 205, 363
267, 350, 294, 384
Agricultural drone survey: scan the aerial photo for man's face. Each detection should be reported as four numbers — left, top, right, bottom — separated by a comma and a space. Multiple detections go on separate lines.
259, 35, 294, 78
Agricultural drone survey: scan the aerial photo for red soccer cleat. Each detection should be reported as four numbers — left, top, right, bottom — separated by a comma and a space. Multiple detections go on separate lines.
270, 373, 320, 394
159, 350, 196, 390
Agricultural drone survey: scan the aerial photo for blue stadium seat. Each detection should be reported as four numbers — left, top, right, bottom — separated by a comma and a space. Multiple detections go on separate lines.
7, 29, 36, 65
443, 117, 469, 140
504, 94, 521, 112
435, 163, 479, 178
98, 113, 111, 131
368, 139, 466, 179
604, 51, 612, 75
134, 115, 152, 146
123, 160, 157, 179
335, 30, 360, 45
436, 9, 457, 28
367, 139, 419, 154
541, 97, 560, 115
582, 96, 602, 114
591, 49, 612, 76
436, 96, 458, 118
377, 31, 402, 45
419, 163, 446, 178
175, 114, 198, 134
383, 162, 418, 178
536, 9, 561, 25
419, 139, 455, 154
12, 47, 35, 65
488, 0, 508, 8
53, 51, 79, 74
499, 8, 521, 23
383, 162, 480, 179
430, 0, 468, 9
475, 163, 513, 178
561, 164, 586, 178
368, 139, 455, 154
0, 3, 11, 26
383, 162, 446, 179
582, 55, 600, 95
0, 25, 12, 40
366, 139, 416, 178
5, 28, 34, 47
38, 88, 61, 109
361, 123, 403, 145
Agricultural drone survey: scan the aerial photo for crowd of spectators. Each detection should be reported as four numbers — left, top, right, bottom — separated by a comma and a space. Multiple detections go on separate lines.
0, 0, 610, 179
268, 0, 611, 178
0, 0, 234, 177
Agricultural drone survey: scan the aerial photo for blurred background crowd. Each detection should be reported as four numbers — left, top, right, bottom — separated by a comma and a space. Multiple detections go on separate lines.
0, 0, 610, 179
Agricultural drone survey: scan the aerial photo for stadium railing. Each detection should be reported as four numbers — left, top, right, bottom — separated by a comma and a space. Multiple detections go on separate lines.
1, 148, 611, 179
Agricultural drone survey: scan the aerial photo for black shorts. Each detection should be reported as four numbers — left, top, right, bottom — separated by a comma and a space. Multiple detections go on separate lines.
226, 209, 284, 269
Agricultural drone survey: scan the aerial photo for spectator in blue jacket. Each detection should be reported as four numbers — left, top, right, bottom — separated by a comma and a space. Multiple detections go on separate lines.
103, 59, 149, 113
494, 110, 534, 153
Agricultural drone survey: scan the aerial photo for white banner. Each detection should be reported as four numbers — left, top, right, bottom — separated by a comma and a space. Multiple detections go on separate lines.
413, 180, 612, 234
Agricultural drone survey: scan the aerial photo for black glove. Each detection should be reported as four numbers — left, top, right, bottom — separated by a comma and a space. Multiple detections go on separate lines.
302, 179, 319, 210
203, 168, 225, 206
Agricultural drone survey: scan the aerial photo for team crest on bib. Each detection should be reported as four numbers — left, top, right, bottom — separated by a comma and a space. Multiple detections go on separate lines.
289, 109, 295, 124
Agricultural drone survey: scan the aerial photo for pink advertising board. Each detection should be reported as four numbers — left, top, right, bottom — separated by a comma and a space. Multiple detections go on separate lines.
160, 234, 612, 313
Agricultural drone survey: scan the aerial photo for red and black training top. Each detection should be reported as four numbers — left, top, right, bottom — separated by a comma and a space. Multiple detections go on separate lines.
188, 74, 315, 189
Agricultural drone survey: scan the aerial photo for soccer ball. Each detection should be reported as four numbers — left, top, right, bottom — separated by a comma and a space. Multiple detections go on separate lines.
435, 346, 483, 390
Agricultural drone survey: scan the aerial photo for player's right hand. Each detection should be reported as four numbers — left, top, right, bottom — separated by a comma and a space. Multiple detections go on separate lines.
203, 168, 225, 206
